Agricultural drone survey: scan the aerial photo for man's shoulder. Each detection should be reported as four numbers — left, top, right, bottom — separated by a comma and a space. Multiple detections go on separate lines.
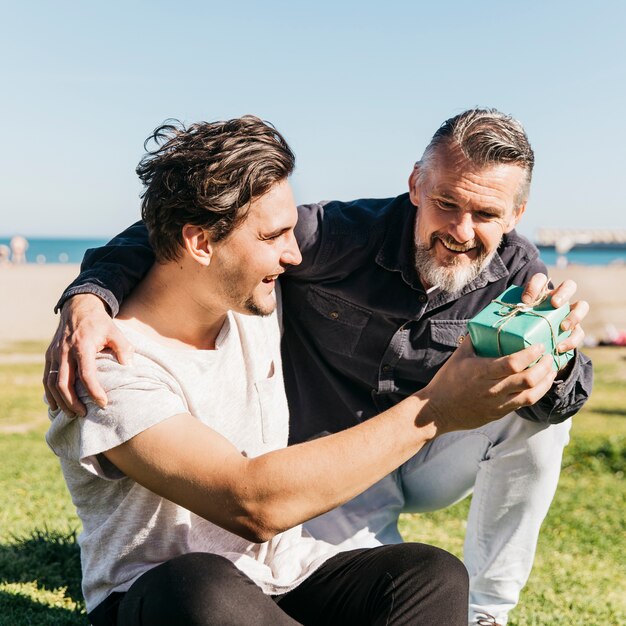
293, 194, 412, 273
299, 194, 409, 230
499, 229, 541, 269
46, 345, 189, 466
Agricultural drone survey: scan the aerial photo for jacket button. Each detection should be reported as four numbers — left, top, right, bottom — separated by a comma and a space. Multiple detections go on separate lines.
329, 311, 339, 320
382, 364, 391, 372
418, 294, 427, 303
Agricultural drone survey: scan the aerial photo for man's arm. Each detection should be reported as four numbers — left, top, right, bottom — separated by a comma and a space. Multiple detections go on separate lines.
57, 220, 155, 315
45, 221, 154, 415
104, 339, 556, 542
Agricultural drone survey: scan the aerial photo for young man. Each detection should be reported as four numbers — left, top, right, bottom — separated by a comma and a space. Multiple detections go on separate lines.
47, 116, 556, 626
45, 109, 591, 626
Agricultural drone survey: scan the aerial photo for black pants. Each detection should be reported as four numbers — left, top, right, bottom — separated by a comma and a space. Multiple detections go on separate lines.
89, 544, 468, 626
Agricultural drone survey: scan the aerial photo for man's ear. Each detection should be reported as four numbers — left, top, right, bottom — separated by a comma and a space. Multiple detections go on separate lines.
182, 224, 213, 266
408, 163, 421, 207
504, 202, 527, 233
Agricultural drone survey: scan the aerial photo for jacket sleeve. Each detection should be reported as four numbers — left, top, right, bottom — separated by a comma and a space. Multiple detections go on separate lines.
508, 252, 593, 424
55, 221, 155, 317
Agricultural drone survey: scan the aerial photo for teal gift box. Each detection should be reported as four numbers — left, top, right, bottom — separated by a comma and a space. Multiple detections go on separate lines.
467, 285, 574, 371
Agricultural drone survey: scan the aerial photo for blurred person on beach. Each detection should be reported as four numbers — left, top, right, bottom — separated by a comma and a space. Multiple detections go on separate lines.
0, 244, 10, 265
45, 115, 552, 626
10, 234, 28, 263
45, 109, 592, 626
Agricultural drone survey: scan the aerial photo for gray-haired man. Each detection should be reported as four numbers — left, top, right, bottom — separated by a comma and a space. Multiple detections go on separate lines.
46, 109, 592, 625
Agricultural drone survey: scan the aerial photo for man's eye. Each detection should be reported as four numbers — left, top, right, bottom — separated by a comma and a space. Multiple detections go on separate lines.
436, 200, 456, 210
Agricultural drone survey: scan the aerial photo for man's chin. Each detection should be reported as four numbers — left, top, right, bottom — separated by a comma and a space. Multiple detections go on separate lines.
438, 255, 473, 269
242, 295, 276, 317
416, 247, 493, 294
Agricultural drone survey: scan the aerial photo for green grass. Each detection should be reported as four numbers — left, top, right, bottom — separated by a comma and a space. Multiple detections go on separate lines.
0, 343, 624, 625
0, 340, 48, 355
0, 362, 47, 433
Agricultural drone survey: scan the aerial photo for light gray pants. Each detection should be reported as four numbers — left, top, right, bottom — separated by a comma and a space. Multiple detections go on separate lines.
304, 413, 572, 625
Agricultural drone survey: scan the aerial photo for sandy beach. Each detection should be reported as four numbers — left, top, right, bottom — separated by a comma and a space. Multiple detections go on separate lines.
1, 263, 625, 345
0, 264, 81, 343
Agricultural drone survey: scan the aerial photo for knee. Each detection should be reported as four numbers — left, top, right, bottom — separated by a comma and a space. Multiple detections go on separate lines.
162, 552, 239, 596
382, 544, 469, 623
525, 419, 572, 478
127, 553, 251, 626
417, 544, 469, 595
384, 543, 469, 596
491, 416, 571, 478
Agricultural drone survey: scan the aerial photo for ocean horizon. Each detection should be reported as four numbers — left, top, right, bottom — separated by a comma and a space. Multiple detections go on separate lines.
1, 237, 625, 267
0, 237, 110, 265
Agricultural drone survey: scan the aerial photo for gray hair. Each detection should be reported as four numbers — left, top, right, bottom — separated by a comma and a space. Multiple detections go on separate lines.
419, 108, 535, 209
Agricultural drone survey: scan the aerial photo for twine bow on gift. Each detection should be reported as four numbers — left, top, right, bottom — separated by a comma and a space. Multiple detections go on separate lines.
490, 287, 563, 366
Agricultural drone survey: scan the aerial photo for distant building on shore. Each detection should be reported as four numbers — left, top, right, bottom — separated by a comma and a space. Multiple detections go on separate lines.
536, 229, 626, 249
535, 229, 626, 268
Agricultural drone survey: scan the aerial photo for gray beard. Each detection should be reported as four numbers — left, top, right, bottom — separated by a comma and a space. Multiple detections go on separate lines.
414, 241, 495, 294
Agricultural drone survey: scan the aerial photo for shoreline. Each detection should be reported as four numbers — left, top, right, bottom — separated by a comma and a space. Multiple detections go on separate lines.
1, 263, 624, 344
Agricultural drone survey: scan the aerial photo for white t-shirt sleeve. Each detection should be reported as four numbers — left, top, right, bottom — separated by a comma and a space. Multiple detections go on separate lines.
46, 352, 187, 479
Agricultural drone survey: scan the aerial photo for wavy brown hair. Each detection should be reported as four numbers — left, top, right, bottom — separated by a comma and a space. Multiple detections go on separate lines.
137, 115, 295, 262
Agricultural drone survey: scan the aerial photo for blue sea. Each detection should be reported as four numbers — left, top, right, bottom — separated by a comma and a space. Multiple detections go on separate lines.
1, 237, 625, 266
0, 237, 109, 264
536, 246, 626, 267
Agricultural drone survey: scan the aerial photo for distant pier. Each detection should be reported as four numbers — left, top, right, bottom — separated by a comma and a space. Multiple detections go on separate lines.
536, 229, 626, 250
535, 229, 626, 268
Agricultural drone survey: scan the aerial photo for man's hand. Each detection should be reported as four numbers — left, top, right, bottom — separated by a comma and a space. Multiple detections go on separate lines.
521, 272, 589, 361
420, 337, 557, 434
44, 294, 134, 416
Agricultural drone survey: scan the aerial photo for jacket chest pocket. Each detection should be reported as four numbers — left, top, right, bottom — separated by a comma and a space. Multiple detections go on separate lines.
422, 319, 470, 370
301, 287, 372, 357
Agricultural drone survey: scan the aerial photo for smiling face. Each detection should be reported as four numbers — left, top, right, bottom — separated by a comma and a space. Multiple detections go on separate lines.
209, 178, 302, 316
409, 142, 527, 292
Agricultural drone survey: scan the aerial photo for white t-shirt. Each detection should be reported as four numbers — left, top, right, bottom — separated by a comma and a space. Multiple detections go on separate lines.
46, 310, 373, 612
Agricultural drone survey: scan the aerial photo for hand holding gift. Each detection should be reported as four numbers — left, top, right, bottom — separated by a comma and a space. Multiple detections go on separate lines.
521, 273, 588, 360
468, 273, 588, 372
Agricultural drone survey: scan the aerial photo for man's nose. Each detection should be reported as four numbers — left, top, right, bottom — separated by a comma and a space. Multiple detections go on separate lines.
448, 212, 475, 243
281, 231, 302, 267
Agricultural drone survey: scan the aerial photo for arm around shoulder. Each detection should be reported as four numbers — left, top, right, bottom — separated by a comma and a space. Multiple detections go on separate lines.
44, 295, 134, 415
55, 221, 155, 315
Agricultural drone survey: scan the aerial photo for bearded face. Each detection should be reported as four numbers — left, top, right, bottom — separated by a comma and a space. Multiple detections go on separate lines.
413, 221, 498, 293
408, 143, 527, 293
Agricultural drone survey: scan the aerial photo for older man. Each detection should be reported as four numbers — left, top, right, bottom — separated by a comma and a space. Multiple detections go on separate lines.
46, 109, 591, 625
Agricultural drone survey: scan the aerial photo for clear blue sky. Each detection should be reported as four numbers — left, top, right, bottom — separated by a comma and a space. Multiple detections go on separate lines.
2, 0, 625, 239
